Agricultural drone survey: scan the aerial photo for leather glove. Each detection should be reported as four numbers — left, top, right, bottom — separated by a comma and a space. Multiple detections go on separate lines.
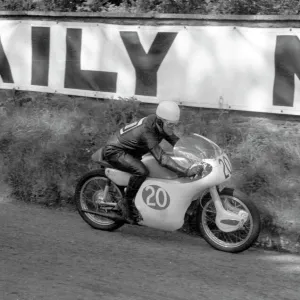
186, 164, 204, 179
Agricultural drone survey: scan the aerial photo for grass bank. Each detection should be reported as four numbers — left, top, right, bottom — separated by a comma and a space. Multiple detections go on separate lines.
0, 90, 299, 253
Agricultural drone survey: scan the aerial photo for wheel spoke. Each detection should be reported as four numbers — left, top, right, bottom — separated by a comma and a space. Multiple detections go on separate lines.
228, 232, 240, 242
244, 222, 251, 231
83, 196, 94, 205
223, 232, 230, 243
205, 213, 215, 221
210, 229, 223, 238
235, 231, 242, 242
85, 187, 101, 194
84, 183, 104, 193
85, 179, 106, 192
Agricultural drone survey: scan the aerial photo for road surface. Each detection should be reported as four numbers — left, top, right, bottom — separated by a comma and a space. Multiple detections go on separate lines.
0, 199, 299, 300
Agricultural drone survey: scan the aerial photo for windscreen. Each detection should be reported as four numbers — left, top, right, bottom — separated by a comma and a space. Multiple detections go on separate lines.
173, 134, 223, 164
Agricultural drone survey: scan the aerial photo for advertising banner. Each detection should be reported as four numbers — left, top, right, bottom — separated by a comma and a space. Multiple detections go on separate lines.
0, 20, 300, 115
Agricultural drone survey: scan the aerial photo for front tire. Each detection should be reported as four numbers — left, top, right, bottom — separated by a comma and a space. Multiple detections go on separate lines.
196, 188, 261, 253
75, 169, 125, 231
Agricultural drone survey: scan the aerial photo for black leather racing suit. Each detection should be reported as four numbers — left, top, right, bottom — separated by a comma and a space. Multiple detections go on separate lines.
103, 114, 189, 201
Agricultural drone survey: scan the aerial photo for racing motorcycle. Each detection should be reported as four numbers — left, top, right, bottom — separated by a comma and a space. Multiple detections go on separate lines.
75, 133, 261, 253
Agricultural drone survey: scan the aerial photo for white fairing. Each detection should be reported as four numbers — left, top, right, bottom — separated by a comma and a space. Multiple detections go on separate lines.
135, 152, 232, 231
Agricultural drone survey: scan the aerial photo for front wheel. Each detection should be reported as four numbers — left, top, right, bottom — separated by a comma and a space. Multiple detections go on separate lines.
196, 188, 261, 253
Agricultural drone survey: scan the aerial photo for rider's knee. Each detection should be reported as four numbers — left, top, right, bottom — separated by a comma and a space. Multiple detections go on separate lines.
135, 166, 149, 178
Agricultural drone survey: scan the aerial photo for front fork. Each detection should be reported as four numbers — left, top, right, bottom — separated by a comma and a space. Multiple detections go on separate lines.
209, 186, 248, 233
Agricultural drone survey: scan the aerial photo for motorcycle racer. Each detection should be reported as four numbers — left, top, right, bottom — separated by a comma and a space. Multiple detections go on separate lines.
103, 101, 203, 224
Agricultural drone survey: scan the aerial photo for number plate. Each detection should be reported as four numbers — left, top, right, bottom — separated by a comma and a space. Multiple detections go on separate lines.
142, 185, 170, 210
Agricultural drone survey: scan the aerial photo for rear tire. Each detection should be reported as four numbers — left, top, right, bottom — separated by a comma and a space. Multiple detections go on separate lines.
196, 188, 260, 253
75, 169, 125, 231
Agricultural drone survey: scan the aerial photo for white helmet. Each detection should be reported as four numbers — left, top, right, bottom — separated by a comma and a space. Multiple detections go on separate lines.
156, 101, 180, 122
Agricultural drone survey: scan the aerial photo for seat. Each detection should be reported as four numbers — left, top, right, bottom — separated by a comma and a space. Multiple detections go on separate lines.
91, 147, 113, 168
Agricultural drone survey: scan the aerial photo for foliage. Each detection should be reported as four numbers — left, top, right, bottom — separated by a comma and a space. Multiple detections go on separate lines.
0, 0, 37, 11
211, 0, 300, 15
41, 0, 86, 12
84, 0, 300, 14
87, 0, 205, 13
0, 92, 140, 205
0, 0, 85, 11
0, 0, 300, 14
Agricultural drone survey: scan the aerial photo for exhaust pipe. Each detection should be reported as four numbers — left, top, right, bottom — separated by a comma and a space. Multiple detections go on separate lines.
81, 209, 129, 223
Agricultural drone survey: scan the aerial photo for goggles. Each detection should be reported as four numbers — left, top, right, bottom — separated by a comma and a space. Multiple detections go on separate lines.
163, 119, 179, 129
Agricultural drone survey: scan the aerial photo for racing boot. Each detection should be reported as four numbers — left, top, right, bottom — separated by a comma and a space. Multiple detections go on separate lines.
120, 175, 145, 224
117, 197, 135, 224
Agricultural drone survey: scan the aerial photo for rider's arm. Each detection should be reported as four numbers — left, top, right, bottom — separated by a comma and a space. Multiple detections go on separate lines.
164, 133, 180, 147
141, 130, 188, 176
149, 145, 188, 177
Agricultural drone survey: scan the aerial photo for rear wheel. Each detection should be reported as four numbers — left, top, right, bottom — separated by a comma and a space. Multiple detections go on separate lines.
75, 169, 125, 231
196, 188, 260, 253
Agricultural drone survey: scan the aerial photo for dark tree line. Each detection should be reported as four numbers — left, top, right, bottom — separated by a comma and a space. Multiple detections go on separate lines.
0, 0, 300, 15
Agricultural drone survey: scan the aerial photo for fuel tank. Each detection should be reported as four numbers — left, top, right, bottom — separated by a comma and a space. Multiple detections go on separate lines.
141, 154, 188, 180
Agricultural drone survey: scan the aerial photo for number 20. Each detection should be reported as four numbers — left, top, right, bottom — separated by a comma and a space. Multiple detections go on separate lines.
145, 186, 168, 208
